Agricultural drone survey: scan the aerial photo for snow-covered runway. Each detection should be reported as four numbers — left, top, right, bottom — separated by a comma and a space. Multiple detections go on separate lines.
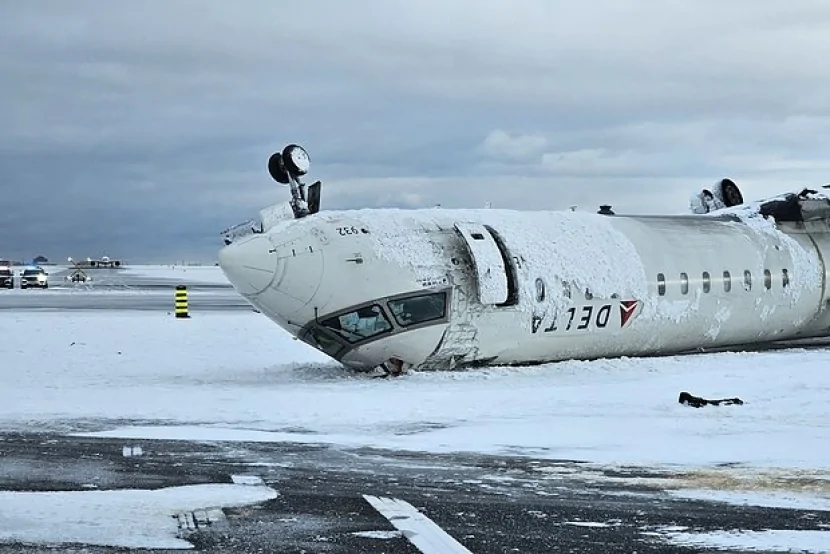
1, 267, 829, 552
4, 309, 829, 473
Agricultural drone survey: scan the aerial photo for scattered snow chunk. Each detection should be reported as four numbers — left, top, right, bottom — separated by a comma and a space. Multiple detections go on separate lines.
122, 445, 143, 457
351, 530, 403, 539
660, 529, 830, 552
230, 475, 264, 486
0, 483, 278, 549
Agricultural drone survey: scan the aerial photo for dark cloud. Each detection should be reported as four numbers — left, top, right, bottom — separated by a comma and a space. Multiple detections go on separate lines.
2, 1, 830, 262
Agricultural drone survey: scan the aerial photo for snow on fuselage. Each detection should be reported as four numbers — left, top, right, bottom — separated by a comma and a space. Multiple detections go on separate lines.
218, 202, 829, 371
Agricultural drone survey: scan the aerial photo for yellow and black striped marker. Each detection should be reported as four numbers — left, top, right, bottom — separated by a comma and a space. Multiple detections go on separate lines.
175, 285, 190, 318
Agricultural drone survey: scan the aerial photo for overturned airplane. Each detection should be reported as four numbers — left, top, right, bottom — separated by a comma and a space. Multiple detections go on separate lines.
219, 144, 830, 373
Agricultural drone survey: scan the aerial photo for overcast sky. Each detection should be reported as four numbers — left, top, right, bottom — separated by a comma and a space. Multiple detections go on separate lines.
2, 1, 830, 262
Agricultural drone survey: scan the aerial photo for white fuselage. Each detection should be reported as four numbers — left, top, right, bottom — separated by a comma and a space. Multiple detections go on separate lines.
218, 200, 830, 371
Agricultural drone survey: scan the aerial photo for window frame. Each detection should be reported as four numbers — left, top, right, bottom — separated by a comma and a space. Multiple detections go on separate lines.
657, 273, 666, 296
301, 326, 347, 358
535, 278, 546, 302
320, 303, 394, 344
387, 291, 449, 328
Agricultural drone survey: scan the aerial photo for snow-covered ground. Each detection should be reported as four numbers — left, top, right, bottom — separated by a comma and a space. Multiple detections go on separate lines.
0, 483, 278, 549
3, 310, 829, 471
120, 264, 229, 284
2, 309, 829, 550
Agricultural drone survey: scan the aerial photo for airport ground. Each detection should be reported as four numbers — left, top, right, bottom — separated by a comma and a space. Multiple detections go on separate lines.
3, 431, 827, 554
1, 267, 828, 553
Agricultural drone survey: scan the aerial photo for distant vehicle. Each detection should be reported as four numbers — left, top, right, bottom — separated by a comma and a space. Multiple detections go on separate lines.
20, 267, 48, 289
0, 265, 13, 289
68, 271, 91, 283
67, 255, 123, 269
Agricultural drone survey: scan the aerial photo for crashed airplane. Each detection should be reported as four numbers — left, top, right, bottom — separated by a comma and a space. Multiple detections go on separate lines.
218, 144, 830, 374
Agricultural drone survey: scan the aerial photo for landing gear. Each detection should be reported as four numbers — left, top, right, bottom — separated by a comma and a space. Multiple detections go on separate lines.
690, 178, 745, 214
266, 143, 321, 219
717, 178, 744, 207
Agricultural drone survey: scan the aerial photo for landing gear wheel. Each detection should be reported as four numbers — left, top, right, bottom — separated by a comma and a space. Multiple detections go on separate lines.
282, 144, 310, 176
267, 152, 290, 184
719, 178, 743, 207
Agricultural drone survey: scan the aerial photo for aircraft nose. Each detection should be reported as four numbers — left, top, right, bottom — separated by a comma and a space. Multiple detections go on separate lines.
218, 236, 278, 296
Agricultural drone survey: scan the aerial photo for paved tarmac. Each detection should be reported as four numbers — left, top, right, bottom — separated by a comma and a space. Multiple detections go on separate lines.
0, 266, 252, 312
2, 431, 827, 553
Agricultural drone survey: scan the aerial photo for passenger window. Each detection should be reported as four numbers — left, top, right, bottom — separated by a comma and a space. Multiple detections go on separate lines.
702, 271, 711, 293
657, 273, 666, 296
387, 292, 447, 327
764, 269, 772, 290
723, 271, 731, 292
680, 272, 689, 295
744, 270, 752, 291
535, 278, 546, 302
782, 269, 790, 288
321, 304, 392, 343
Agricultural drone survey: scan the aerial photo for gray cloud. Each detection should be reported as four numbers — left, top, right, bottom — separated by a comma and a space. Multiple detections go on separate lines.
2, 1, 830, 262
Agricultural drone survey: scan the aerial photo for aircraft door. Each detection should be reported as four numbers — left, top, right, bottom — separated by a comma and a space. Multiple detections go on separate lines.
453, 222, 511, 305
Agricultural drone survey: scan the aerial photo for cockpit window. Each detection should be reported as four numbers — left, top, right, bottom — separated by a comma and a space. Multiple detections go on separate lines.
303, 326, 345, 357
320, 304, 392, 343
387, 292, 447, 327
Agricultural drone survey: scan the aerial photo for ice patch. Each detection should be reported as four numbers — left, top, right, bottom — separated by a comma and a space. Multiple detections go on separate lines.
0, 483, 278, 549
670, 489, 830, 512
351, 530, 403, 539
659, 529, 830, 552
563, 520, 616, 528
231, 475, 265, 486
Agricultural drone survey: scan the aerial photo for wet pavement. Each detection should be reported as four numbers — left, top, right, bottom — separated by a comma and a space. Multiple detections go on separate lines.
1, 431, 828, 553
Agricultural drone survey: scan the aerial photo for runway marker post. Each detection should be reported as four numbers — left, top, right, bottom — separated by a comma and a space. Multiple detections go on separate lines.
175, 285, 190, 318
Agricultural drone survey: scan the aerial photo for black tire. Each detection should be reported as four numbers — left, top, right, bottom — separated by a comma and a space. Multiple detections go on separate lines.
719, 178, 744, 207
267, 152, 290, 184
282, 144, 309, 176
